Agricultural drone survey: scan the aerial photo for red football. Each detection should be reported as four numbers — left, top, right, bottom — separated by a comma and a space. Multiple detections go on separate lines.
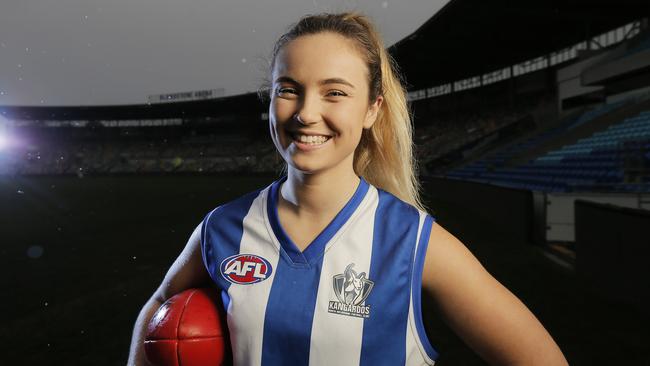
144, 288, 230, 366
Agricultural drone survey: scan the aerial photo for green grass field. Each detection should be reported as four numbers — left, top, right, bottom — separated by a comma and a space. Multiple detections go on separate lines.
0, 174, 647, 365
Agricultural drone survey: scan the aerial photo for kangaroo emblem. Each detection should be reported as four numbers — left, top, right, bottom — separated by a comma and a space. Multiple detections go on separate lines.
333, 263, 374, 306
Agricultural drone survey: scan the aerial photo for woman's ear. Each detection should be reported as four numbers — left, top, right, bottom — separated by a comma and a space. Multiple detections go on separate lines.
363, 95, 383, 129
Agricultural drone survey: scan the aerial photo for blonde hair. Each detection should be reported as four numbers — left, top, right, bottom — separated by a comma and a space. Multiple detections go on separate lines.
264, 12, 427, 212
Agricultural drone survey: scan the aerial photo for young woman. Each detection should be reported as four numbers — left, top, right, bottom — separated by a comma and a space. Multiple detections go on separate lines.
128, 12, 568, 365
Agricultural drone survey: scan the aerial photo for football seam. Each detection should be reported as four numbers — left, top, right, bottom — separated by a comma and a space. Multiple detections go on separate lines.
178, 289, 198, 366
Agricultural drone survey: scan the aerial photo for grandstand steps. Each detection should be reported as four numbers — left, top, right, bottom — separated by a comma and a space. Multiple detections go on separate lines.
510, 97, 650, 166
428, 98, 623, 175
432, 104, 585, 174
495, 108, 587, 168
445, 128, 536, 172
441, 98, 650, 192
441, 111, 581, 174
430, 115, 537, 172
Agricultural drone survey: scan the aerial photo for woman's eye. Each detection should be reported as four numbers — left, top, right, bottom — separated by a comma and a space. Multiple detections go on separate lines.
327, 90, 347, 97
276, 87, 297, 95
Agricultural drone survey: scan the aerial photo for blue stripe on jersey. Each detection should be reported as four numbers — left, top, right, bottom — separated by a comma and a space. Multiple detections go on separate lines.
360, 190, 420, 365
267, 175, 369, 265
201, 188, 263, 292
260, 256, 324, 365
261, 176, 369, 365
413, 214, 439, 360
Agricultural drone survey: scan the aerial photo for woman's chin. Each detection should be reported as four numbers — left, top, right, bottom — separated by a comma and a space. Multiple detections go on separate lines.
283, 148, 354, 176
287, 162, 321, 175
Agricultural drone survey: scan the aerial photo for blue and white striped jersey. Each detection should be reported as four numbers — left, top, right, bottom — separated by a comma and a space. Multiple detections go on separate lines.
201, 175, 438, 365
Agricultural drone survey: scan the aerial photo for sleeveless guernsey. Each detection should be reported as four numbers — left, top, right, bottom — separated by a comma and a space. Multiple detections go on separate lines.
201, 175, 439, 365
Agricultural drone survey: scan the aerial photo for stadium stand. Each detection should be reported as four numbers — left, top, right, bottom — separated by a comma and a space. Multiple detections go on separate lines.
442, 102, 650, 193
408, 20, 650, 194
0, 92, 284, 176
0, 124, 281, 176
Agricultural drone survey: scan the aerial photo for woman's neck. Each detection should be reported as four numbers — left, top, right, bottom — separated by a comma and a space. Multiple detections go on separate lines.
280, 167, 361, 219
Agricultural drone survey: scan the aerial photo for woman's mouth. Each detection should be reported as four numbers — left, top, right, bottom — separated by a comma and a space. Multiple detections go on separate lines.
289, 132, 332, 152
290, 132, 332, 144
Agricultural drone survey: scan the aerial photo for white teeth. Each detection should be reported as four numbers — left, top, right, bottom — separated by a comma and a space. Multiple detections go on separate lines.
294, 134, 329, 145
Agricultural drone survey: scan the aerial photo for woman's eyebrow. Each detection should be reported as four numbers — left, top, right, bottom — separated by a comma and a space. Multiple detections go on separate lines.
274, 76, 299, 85
320, 78, 355, 89
274, 76, 355, 89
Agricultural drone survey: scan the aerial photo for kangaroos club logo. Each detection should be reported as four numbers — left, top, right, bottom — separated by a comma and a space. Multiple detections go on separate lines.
328, 263, 374, 318
220, 254, 273, 285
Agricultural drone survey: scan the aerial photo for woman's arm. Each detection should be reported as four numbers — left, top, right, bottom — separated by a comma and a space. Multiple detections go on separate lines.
422, 221, 568, 366
127, 222, 214, 366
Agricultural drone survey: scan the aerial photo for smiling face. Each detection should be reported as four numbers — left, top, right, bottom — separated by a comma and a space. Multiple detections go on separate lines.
269, 31, 382, 176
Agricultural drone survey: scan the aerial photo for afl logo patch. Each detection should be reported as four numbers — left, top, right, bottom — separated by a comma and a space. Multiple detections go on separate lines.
220, 254, 273, 285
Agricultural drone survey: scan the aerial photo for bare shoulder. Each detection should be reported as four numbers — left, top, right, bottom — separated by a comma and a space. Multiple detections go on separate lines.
421, 221, 568, 366
422, 221, 488, 296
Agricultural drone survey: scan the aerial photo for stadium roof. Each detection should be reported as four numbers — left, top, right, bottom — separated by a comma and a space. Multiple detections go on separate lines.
3, 0, 649, 121
0, 92, 265, 122
389, 0, 650, 90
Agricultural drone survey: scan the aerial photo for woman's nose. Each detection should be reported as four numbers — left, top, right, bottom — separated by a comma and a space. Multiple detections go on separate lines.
294, 95, 321, 125
294, 113, 318, 126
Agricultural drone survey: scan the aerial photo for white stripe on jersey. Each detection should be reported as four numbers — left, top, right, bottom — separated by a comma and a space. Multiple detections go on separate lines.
405, 211, 436, 365
227, 188, 280, 366
308, 186, 379, 366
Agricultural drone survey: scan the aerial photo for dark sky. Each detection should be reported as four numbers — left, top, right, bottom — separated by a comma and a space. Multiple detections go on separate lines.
0, 0, 448, 107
